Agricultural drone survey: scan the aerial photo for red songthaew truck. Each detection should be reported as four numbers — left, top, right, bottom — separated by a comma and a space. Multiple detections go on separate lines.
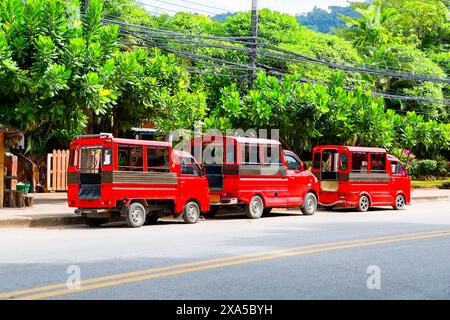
312, 145, 411, 211
67, 134, 210, 228
193, 135, 320, 218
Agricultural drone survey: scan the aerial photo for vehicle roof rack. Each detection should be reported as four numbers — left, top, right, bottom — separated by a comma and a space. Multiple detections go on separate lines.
73, 133, 113, 140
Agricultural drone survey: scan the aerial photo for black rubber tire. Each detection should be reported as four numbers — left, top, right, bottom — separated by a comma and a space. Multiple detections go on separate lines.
301, 192, 318, 215
393, 194, 406, 210
145, 213, 159, 225
245, 195, 264, 219
85, 218, 108, 227
182, 201, 200, 224
124, 202, 146, 228
262, 208, 272, 216
356, 195, 370, 212
203, 207, 219, 218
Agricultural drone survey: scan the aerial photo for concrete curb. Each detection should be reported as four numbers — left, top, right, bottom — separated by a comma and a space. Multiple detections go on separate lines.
0, 195, 448, 228
0, 216, 83, 228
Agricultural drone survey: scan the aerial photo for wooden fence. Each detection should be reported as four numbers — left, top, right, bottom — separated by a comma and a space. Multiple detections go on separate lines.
47, 150, 69, 191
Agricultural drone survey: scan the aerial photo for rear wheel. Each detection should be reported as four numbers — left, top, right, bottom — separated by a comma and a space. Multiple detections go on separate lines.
393, 194, 406, 210
245, 195, 264, 219
124, 202, 146, 228
301, 192, 318, 215
356, 195, 370, 212
183, 201, 200, 224
85, 218, 108, 227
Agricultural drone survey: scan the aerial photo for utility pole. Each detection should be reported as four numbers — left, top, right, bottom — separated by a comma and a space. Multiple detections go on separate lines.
248, 0, 258, 86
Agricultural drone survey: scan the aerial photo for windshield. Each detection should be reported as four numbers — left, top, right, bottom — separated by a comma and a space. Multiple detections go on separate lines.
79, 147, 102, 173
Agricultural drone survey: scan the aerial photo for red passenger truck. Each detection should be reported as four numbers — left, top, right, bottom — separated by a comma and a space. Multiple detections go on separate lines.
312, 145, 411, 211
193, 135, 319, 218
67, 134, 210, 228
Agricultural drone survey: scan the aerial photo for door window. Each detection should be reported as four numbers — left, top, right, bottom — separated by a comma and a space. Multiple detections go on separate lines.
180, 156, 202, 176
391, 161, 407, 176
285, 154, 301, 171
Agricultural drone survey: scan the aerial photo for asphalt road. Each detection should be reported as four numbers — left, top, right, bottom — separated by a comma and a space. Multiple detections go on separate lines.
1, 200, 450, 300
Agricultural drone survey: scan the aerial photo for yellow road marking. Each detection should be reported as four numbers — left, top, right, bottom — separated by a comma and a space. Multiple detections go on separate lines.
2, 229, 450, 300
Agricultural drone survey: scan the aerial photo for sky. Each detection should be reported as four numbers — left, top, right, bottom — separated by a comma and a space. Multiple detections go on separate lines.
141, 0, 355, 16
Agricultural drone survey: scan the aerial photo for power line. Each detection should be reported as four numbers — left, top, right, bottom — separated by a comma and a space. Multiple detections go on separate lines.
104, 18, 450, 109
178, 0, 234, 13
139, 0, 218, 15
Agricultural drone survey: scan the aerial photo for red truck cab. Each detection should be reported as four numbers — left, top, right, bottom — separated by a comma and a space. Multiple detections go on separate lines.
192, 135, 319, 218
312, 145, 411, 211
67, 134, 210, 228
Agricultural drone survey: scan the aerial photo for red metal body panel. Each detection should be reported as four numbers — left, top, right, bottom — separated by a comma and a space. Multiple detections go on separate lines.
193, 136, 319, 208
312, 145, 411, 208
67, 135, 210, 215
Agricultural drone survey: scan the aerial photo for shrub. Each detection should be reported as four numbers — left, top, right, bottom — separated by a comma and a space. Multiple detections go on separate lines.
410, 159, 437, 178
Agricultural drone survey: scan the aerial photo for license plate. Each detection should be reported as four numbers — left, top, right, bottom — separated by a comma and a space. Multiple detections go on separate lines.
210, 194, 221, 203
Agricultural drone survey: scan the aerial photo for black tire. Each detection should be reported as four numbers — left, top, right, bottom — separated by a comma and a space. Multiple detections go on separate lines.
124, 202, 146, 228
145, 213, 159, 225
356, 195, 370, 212
203, 207, 219, 218
393, 194, 406, 210
85, 218, 108, 227
301, 192, 318, 215
262, 208, 272, 216
182, 201, 200, 224
245, 195, 264, 219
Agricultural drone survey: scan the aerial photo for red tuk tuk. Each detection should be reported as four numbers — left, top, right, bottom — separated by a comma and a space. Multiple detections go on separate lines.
312, 145, 411, 211
67, 134, 210, 228
192, 135, 319, 218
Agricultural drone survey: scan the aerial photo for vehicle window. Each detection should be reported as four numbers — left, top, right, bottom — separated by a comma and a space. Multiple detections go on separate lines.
285, 155, 301, 171
352, 152, 368, 173
339, 153, 348, 170
322, 150, 338, 173
180, 156, 201, 176
147, 146, 170, 172
69, 149, 78, 167
118, 145, 143, 171
225, 141, 236, 164
242, 143, 260, 165
102, 148, 112, 166
313, 153, 321, 170
263, 145, 281, 166
370, 153, 386, 173
203, 143, 223, 165
391, 161, 406, 176
80, 147, 101, 173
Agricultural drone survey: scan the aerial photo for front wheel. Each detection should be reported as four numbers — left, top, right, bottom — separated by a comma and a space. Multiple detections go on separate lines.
182, 201, 200, 224
393, 194, 406, 210
245, 195, 264, 219
124, 202, 146, 228
356, 195, 370, 212
301, 192, 317, 215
